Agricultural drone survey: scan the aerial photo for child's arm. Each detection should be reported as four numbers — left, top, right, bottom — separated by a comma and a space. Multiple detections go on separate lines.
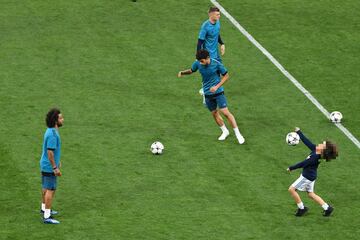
288, 159, 307, 171
287, 155, 318, 172
288, 156, 317, 172
295, 128, 316, 151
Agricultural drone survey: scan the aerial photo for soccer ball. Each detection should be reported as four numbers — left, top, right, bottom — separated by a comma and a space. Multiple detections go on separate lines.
286, 132, 300, 146
150, 141, 164, 155
330, 111, 342, 123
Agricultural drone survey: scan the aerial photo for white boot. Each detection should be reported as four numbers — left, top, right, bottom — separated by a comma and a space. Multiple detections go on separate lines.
218, 130, 229, 141
234, 127, 245, 144
236, 134, 245, 144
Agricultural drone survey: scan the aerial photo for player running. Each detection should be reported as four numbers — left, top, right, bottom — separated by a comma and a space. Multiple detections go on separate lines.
287, 127, 338, 217
178, 49, 245, 144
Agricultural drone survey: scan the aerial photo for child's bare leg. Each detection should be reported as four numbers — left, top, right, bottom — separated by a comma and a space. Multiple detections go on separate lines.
307, 192, 325, 206
288, 186, 302, 204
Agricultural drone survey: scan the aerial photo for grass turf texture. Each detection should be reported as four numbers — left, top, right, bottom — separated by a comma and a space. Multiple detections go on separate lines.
0, 0, 359, 239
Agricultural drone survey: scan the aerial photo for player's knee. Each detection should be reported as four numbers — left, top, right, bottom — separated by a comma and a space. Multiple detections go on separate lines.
220, 108, 229, 113
221, 110, 231, 118
225, 110, 234, 118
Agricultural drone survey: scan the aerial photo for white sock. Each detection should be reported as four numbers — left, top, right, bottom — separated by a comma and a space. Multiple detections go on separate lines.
297, 202, 304, 209
233, 127, 242, 137
41, 203, 46, 211
322, 203, 329, 210
233, 127, 245, 144
44, 209, 51, 219
220, 125, 228, 133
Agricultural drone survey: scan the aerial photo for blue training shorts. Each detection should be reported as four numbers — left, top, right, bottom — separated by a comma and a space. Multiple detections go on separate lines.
205, 92, 227, 112
41, 174, 57, 190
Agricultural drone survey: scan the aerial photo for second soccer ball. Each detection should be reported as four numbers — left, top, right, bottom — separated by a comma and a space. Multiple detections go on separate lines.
329, 111, 342, 123
150, 141, 164, 155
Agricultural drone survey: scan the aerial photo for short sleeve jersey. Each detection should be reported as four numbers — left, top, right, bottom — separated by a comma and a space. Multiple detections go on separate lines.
40, 128, 61, 172
191, 58, 227, 95
198, 20, 221, 59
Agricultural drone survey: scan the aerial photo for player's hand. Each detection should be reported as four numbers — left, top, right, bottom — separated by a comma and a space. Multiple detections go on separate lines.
286, 168, 291, 173
294, 127, 300, 132
210, 86, 218, 93
54, 168, 62, 176
220, 44, 225, 56
177, 71, 182, 78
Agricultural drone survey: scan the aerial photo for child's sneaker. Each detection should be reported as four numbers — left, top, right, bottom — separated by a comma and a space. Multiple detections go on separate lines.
295, 206, 308, 217
323, 206, 334, 217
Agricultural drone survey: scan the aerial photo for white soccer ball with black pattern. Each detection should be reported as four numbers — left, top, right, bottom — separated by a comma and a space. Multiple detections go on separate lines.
330, 111, 342, 123
286, 132, 300, 146
150, 141, 164, 155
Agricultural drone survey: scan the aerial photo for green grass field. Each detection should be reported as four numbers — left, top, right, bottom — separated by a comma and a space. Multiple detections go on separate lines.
1, 0, 359, 239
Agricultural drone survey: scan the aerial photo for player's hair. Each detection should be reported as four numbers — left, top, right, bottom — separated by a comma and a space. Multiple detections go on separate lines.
208, 6, 220, 13
46, 108, 61, 128
196, 49, 210, 60
322, 141, 338, 161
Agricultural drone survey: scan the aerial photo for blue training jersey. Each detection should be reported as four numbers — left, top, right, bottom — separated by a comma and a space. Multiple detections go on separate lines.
40, 128, 61, 173
198, 20, 221, 60
191, 58, 228, 96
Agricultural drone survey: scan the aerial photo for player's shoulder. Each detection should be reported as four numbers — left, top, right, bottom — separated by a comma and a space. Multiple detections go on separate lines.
201, 20, 211, 28
45, 128, 58, 137
191, 60, 200, 70
192, 59, 199, 65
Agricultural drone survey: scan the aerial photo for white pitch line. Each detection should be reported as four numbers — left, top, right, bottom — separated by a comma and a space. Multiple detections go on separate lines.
210, 0, 360, 149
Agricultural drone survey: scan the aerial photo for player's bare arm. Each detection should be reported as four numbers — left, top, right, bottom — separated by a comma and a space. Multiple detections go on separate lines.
47, 150, 61, 176
178, 69, 193, 77
220, 44, 225, 56
210, 73, 229, 92
218, 34, 225, 56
